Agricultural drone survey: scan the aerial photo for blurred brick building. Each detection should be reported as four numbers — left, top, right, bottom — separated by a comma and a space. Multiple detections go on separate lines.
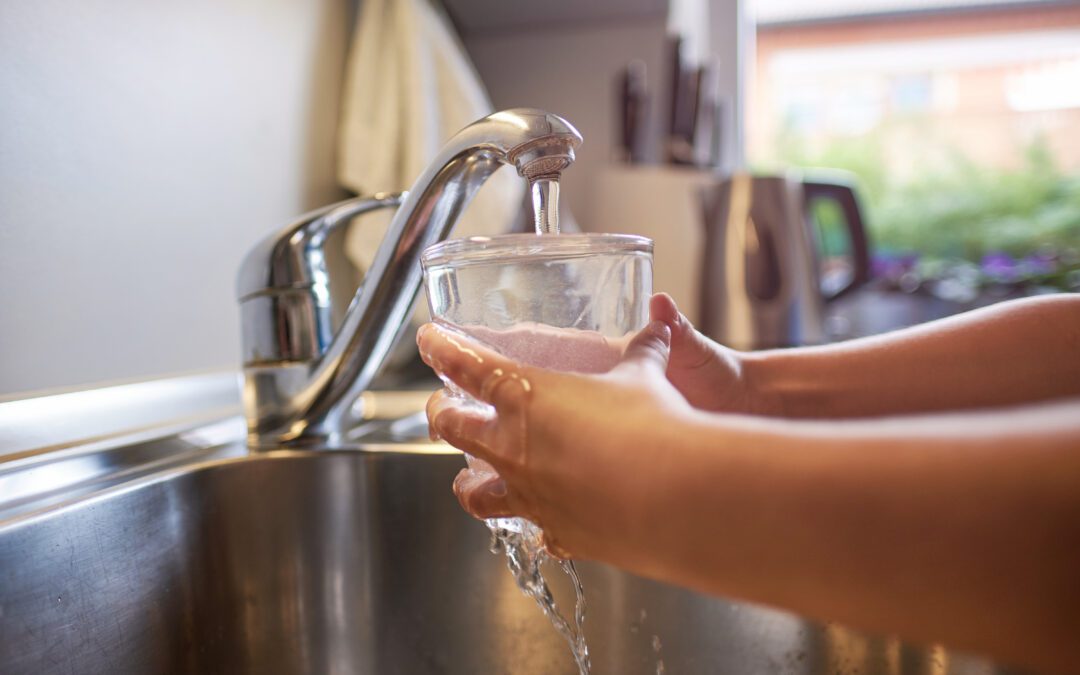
749, 0, 1080, 176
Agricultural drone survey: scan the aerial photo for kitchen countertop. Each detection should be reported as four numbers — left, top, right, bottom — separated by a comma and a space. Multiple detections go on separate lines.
824, 285, 1049, 342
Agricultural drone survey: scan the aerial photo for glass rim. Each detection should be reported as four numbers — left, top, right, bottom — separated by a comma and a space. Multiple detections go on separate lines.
421, 233, 653, 269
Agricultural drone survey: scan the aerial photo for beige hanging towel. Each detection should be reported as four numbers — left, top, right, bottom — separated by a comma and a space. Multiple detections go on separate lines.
337, 0, 524, 275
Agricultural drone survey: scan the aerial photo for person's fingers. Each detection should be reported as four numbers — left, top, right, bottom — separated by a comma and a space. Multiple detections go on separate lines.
617, 319, 672, 376
452, 468, 516, 519
649, 292, 680, 329
417, 323, 506, 398
425, 388, 450, 441
650, 292, 716, 372
417, 323, 535, 414
541, 530, 574, 560
426, 388, 501, 462
464, 452, 497, 475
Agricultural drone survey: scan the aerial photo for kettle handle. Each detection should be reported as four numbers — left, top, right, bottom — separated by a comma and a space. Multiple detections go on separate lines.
802, 180, 871, 301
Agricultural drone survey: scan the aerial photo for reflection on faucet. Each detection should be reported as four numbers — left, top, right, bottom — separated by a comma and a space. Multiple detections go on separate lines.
236, 109, 583, 448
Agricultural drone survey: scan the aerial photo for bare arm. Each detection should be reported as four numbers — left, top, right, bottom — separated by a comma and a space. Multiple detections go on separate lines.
741, 295, 1080, 417
421, 303, 1080, 674
641, 401, 1080, 675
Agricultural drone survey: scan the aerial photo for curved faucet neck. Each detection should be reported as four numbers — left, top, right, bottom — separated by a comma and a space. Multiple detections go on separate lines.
240, 109, 582, 447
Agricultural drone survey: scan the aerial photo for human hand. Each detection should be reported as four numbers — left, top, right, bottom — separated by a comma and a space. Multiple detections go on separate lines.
650, 293, 771, 414
417, 317, 692, 563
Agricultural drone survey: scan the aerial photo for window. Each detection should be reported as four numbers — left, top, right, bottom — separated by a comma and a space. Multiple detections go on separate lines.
749, 0, 1080, 298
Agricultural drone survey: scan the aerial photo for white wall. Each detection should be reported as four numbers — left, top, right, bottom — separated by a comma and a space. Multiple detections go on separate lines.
710, 0, 750, 172
0, 0, 351, 397
461, 2, 747, 226
463, 17, 671, 225
461, 4, 746, 319
0, 1, 746, 398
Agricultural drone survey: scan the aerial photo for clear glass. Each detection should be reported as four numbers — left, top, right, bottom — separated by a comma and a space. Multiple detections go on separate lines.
421, 233, 654, 374
421, 232, 653, 525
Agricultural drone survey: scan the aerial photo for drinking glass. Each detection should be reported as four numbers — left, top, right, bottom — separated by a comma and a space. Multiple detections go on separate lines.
422, 233, 653, 377
421, 233, 653, 533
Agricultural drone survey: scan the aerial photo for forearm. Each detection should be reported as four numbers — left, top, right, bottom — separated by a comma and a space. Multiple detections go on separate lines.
629, 400, 1080, 674
744, 295, 1080, 418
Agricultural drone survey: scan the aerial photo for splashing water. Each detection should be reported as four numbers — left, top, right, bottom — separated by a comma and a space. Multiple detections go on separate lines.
652, 633, 666, 674
488, 517, 591, 674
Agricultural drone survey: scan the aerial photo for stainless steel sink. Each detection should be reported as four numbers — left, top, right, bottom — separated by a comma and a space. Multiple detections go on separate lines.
0, 376, 1026, 674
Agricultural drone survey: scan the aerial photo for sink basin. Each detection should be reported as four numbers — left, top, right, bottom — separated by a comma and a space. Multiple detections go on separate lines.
0, 381, 1024, 674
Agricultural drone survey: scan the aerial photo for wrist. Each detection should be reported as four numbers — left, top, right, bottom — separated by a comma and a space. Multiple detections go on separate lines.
738, 350, 790, 416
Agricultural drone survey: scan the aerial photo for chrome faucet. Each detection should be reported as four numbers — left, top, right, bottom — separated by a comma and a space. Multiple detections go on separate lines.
236, 109, 583, 448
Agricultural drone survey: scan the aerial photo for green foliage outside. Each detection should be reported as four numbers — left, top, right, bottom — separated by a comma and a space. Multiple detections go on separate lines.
761, 126, 1080, 290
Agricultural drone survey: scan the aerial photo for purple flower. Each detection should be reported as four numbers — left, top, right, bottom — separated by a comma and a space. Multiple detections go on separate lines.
980, 252, 1019, 282
871, 252, 920, 280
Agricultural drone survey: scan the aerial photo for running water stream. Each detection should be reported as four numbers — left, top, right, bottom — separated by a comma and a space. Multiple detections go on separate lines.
481, 176, 593, 674
487, 517, 591, 674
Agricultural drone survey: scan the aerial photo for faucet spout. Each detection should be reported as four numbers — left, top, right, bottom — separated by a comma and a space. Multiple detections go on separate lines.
238, 109, 582, 447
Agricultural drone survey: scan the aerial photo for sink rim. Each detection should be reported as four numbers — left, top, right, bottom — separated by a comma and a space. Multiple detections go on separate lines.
0, 370, 454, 527
0, 419, 461, 529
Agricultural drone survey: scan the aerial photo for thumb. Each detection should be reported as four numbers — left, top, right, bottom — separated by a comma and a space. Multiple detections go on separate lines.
617, 320, 671, 375
650, 292, 715, 371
